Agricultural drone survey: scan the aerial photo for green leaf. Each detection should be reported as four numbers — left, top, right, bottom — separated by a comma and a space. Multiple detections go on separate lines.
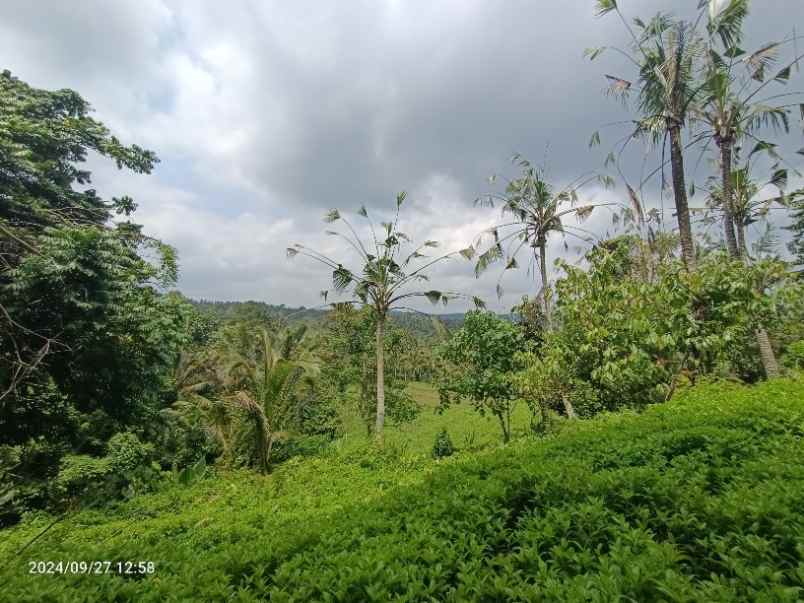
396, 191, 407, 207
770, 168, 788, 191
324, 209, 341, 223
584, 47, 606, 61
595, 0, 617, 17
459, 246, 476, 260
589, 131, 601, 147
424, 290, 443, 305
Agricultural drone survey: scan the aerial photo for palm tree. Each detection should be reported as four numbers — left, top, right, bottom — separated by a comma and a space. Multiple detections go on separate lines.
288, 193, 478, 442
692, 3, 803, 379
474, 156, 613, 325
695, 1, 803, 259
591, 3, 702, 269
173, 323, 315, 471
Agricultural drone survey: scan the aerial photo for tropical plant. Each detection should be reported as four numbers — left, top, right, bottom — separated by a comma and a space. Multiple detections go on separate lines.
474, 155, 612, 324
438, 311, 527, 443
288, 194, 477, 441
589, 3, 703, 268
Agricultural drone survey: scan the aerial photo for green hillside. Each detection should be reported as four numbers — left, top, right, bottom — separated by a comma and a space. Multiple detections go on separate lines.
2, 378, 802, 601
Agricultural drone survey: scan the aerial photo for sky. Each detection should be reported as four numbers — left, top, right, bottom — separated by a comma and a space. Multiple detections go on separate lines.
2, 0, 803, 312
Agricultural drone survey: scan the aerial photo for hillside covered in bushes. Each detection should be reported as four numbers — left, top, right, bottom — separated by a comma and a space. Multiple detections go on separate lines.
2, 378, 802, 601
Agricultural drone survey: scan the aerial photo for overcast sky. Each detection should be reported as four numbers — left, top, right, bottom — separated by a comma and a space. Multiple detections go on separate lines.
3, 1, 803, 311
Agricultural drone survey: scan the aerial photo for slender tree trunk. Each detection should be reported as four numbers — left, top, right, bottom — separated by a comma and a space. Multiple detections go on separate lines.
495, 410, 510, 443
375, 315, 386, 442
736, 224, 748, 257
560, 393, 577, 419
538, 241, 551, 327
668, 122, 696, 270
718, 139, 740, 258
756, 328, 780, 378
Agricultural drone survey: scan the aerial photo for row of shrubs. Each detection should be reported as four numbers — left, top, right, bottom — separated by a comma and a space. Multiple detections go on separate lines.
1, 377, 801, 601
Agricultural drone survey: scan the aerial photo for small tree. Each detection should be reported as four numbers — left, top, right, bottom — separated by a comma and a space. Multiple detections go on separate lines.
288, 193, 478, 442
438, 312, 526, 443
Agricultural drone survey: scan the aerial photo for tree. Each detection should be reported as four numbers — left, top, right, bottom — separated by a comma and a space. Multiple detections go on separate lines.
590, 4, 702, 268
0, 69, 161, 398
288, 193, 477, 442
438, 312, 526, 443
695, 0, 802, 258
475, 155, 612, 325
790, 194, 804, 271
317, 306, 419, 436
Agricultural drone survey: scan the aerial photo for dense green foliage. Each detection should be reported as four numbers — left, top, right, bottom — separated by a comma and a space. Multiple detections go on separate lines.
1, 378, 801, 601
2, 2, 804, 599
0, 71, 192, 524
438, 311, 527, 442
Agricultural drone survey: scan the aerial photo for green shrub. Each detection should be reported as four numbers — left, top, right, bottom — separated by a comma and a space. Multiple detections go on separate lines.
1, 379, 802, 601
782, 340, 804, 369
431, 428, 454, 459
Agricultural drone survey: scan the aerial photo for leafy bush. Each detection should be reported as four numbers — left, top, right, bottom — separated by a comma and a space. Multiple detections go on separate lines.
1, 379, 802, 601
431, 428, 454, 459
783, 340, 804, 370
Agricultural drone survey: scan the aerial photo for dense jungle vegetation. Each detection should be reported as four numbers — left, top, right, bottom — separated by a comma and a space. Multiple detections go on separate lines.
2, 1, 804, 600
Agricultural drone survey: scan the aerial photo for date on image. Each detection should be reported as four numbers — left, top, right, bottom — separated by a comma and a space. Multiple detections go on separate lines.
29, 560, 156, 575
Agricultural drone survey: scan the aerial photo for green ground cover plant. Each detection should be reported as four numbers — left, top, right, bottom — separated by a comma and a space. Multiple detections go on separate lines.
1, 377, 801, 601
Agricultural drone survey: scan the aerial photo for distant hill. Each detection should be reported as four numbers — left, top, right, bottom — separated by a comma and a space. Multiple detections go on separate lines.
189, 299, 471, 337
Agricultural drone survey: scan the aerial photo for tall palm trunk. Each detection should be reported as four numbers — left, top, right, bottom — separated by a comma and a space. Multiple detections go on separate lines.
668, 122, 696, 269
719, 137, 780, 379
756, 328, 780, 378
538, 240, 551, 327
736, 223, 748, 256
375, 314, 386, 442
718, 139, 740, 258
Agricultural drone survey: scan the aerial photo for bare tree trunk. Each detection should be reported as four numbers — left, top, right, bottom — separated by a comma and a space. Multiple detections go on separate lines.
668, 122, 696, 270
718, 139, 740, 258
736, 224, 748, 257
560, 393, 577, 419
495, 410, 510, 443
756, 328, 780, 379
538, 241, 551, 327
375, 315, 386, 443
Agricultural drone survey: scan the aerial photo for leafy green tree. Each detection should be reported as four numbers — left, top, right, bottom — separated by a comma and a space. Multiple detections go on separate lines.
288, 194, 477, 441
438, 311, 527, 443
316, 305, 419, 437
0, 71, 191, 518
545, 238, 784, 409
475, 156, 611, 324
590, 3, 702, 268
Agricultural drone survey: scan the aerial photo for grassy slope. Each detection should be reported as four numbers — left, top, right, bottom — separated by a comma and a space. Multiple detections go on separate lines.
1, 379, 802, 601
338, 382, 532, 455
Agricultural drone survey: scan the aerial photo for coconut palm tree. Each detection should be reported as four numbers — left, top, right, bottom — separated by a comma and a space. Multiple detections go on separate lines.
474, 156, 613, 325
288, 193, 478, 442
695, 3, 803, 258
590, 3, 703, 269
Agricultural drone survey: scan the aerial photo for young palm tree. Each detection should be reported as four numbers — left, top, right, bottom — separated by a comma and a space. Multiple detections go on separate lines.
174, 323, 315, 471
288, 193, 478, 442
591, 3, 703, 269
474, 156, 613, 325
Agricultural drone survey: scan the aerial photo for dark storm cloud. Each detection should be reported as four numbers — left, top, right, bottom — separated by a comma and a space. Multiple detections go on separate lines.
1, 1, 802, 307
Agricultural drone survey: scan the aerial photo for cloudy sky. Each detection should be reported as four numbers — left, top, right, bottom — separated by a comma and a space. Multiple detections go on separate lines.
3, 0, 803, 311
